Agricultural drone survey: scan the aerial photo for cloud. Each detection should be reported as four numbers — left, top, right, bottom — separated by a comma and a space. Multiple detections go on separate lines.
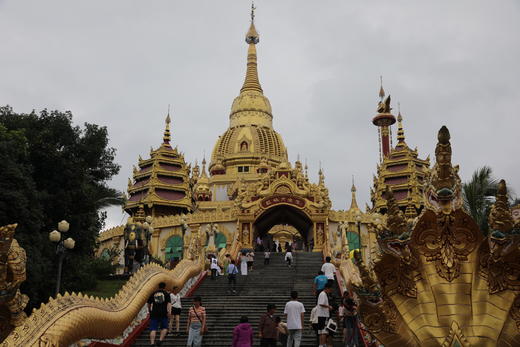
1, 0, 519, 228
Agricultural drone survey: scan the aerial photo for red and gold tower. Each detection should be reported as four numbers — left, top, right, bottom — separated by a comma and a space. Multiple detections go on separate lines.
372, 80, 396, 161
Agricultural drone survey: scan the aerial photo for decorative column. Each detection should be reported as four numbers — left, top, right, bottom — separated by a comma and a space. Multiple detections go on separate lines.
240, 222, 252, 248
312, 222, 325, 252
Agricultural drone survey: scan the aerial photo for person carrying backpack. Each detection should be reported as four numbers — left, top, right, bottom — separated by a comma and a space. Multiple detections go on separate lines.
227, 259, 239, 294
147, 282, 172, 346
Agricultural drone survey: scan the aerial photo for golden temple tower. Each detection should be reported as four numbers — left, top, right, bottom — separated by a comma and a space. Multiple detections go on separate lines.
372, 78, 396, 161
371, 101, 430, 215
209, 6, 288, 187
125, 112, 193, 217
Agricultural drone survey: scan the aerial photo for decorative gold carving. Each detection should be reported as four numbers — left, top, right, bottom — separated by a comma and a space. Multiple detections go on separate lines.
0, 224, 28, 342
347, 126, 520, 346
377, 95, 392, 114
479, 180, 520, 294
374, 189, 419, 297
510, 295, 520, 330
413, 209, 480, 282
441, 321, 470, 347
352, 251, 397, 334
424, 126, 463, 213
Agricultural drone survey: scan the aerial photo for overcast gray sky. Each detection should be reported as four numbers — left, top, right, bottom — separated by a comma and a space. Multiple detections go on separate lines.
1, 1, 519, 229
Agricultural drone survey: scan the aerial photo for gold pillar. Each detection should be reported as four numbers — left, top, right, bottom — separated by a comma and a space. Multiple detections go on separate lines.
151, 229, 160, 260
312, 222, 325, 252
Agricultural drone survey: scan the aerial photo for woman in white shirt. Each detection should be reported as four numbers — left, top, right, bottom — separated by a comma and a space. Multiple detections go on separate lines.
240, 251, 248, 275
209, 255, 219, 280
169, 286, 182, 336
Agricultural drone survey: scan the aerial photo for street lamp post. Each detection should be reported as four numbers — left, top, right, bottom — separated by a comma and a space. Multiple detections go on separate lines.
49, 220, 75, 296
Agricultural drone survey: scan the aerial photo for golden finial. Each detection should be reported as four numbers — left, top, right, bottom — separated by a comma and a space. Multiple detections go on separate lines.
396, 102, 406, 144
379, 75, 385, 100
350, 175, 359, 210
242, 3, 262, 94
163, 106, 171, 144
246, 2, 259, 45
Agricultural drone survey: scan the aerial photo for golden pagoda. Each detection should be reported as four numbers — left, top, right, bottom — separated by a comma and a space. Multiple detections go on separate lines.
95, 7, 375, 266
371, 97, 430, 215
125, 112, 192, 217
209, 14, 288, 180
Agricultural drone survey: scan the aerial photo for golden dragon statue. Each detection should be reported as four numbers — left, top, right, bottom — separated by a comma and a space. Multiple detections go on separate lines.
350, 126, 520, 346
1, 229, 207, 347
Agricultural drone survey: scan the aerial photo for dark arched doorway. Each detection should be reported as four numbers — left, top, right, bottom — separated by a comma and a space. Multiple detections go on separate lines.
253, 205, 313, 251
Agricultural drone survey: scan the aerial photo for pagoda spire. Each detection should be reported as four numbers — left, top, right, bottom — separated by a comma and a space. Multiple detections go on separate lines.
163, 105, 171, 145
350, 176, 359, 210
396, 102, 407, 145
240, 2, 263, 94
201, 156, 208, 178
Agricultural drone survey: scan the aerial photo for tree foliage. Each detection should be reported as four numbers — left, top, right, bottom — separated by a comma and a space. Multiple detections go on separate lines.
0, 106, 121, 310
462, 166, 498, 234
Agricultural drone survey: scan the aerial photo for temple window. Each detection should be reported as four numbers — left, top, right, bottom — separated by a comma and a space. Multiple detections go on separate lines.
240, 141, 249, 151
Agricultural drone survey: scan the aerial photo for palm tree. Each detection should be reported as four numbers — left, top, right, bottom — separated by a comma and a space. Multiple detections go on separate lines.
462, 166, 498, 234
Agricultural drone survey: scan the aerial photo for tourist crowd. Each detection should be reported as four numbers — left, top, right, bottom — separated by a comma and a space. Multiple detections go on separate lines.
146, 254, 361, 347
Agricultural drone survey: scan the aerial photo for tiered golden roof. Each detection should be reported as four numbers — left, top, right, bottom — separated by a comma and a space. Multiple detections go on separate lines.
210, 17, 288, 176
371, 108, 430, 215
125, 113, 192, 216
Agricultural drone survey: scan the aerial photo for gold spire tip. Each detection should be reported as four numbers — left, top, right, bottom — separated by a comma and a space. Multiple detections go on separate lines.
379, 75, 385, 100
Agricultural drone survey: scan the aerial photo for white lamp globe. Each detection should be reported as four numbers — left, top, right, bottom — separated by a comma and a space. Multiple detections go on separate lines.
63, 238, 75, 250
49, 230, 61, 243
58, 220, 70, 233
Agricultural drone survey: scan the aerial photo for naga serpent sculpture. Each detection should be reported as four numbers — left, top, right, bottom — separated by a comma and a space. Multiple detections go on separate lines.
2, 230, 206, 347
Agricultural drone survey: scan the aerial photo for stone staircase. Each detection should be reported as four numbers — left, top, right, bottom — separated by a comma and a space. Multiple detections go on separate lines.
133, 252, 327, 346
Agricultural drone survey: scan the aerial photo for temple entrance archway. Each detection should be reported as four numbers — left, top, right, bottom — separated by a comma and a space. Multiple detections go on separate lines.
252, 205, 313, 251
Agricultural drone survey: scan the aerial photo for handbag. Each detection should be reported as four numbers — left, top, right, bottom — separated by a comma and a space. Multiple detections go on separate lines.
326, 318, 338, 332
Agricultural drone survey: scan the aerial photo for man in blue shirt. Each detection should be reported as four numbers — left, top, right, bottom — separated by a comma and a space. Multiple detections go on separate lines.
227, 259, 239, 295
313, 271, 328, 299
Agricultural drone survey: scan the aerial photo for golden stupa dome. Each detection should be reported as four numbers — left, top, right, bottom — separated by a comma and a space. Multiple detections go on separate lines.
210, 19, 288, 174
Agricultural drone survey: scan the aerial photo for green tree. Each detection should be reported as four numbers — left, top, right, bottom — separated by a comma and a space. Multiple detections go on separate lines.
0, 106, 122, 310
462, 166, 498, 234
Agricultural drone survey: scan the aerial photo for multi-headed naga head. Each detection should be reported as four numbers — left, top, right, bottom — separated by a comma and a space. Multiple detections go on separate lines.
489, 180, 515, 238
425, 126, 462, 213
377, 188, 412, 259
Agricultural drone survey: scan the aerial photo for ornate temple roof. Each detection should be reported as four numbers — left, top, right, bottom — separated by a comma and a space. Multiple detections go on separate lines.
193, 158, 212, 201
371, 106, 430, 215
209, 13, 288, 176
125, 113, 193, 216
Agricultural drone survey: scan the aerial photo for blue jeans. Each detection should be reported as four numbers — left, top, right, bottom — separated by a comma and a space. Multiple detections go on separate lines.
187, 321, 202, 347
287, 329, 302, 347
